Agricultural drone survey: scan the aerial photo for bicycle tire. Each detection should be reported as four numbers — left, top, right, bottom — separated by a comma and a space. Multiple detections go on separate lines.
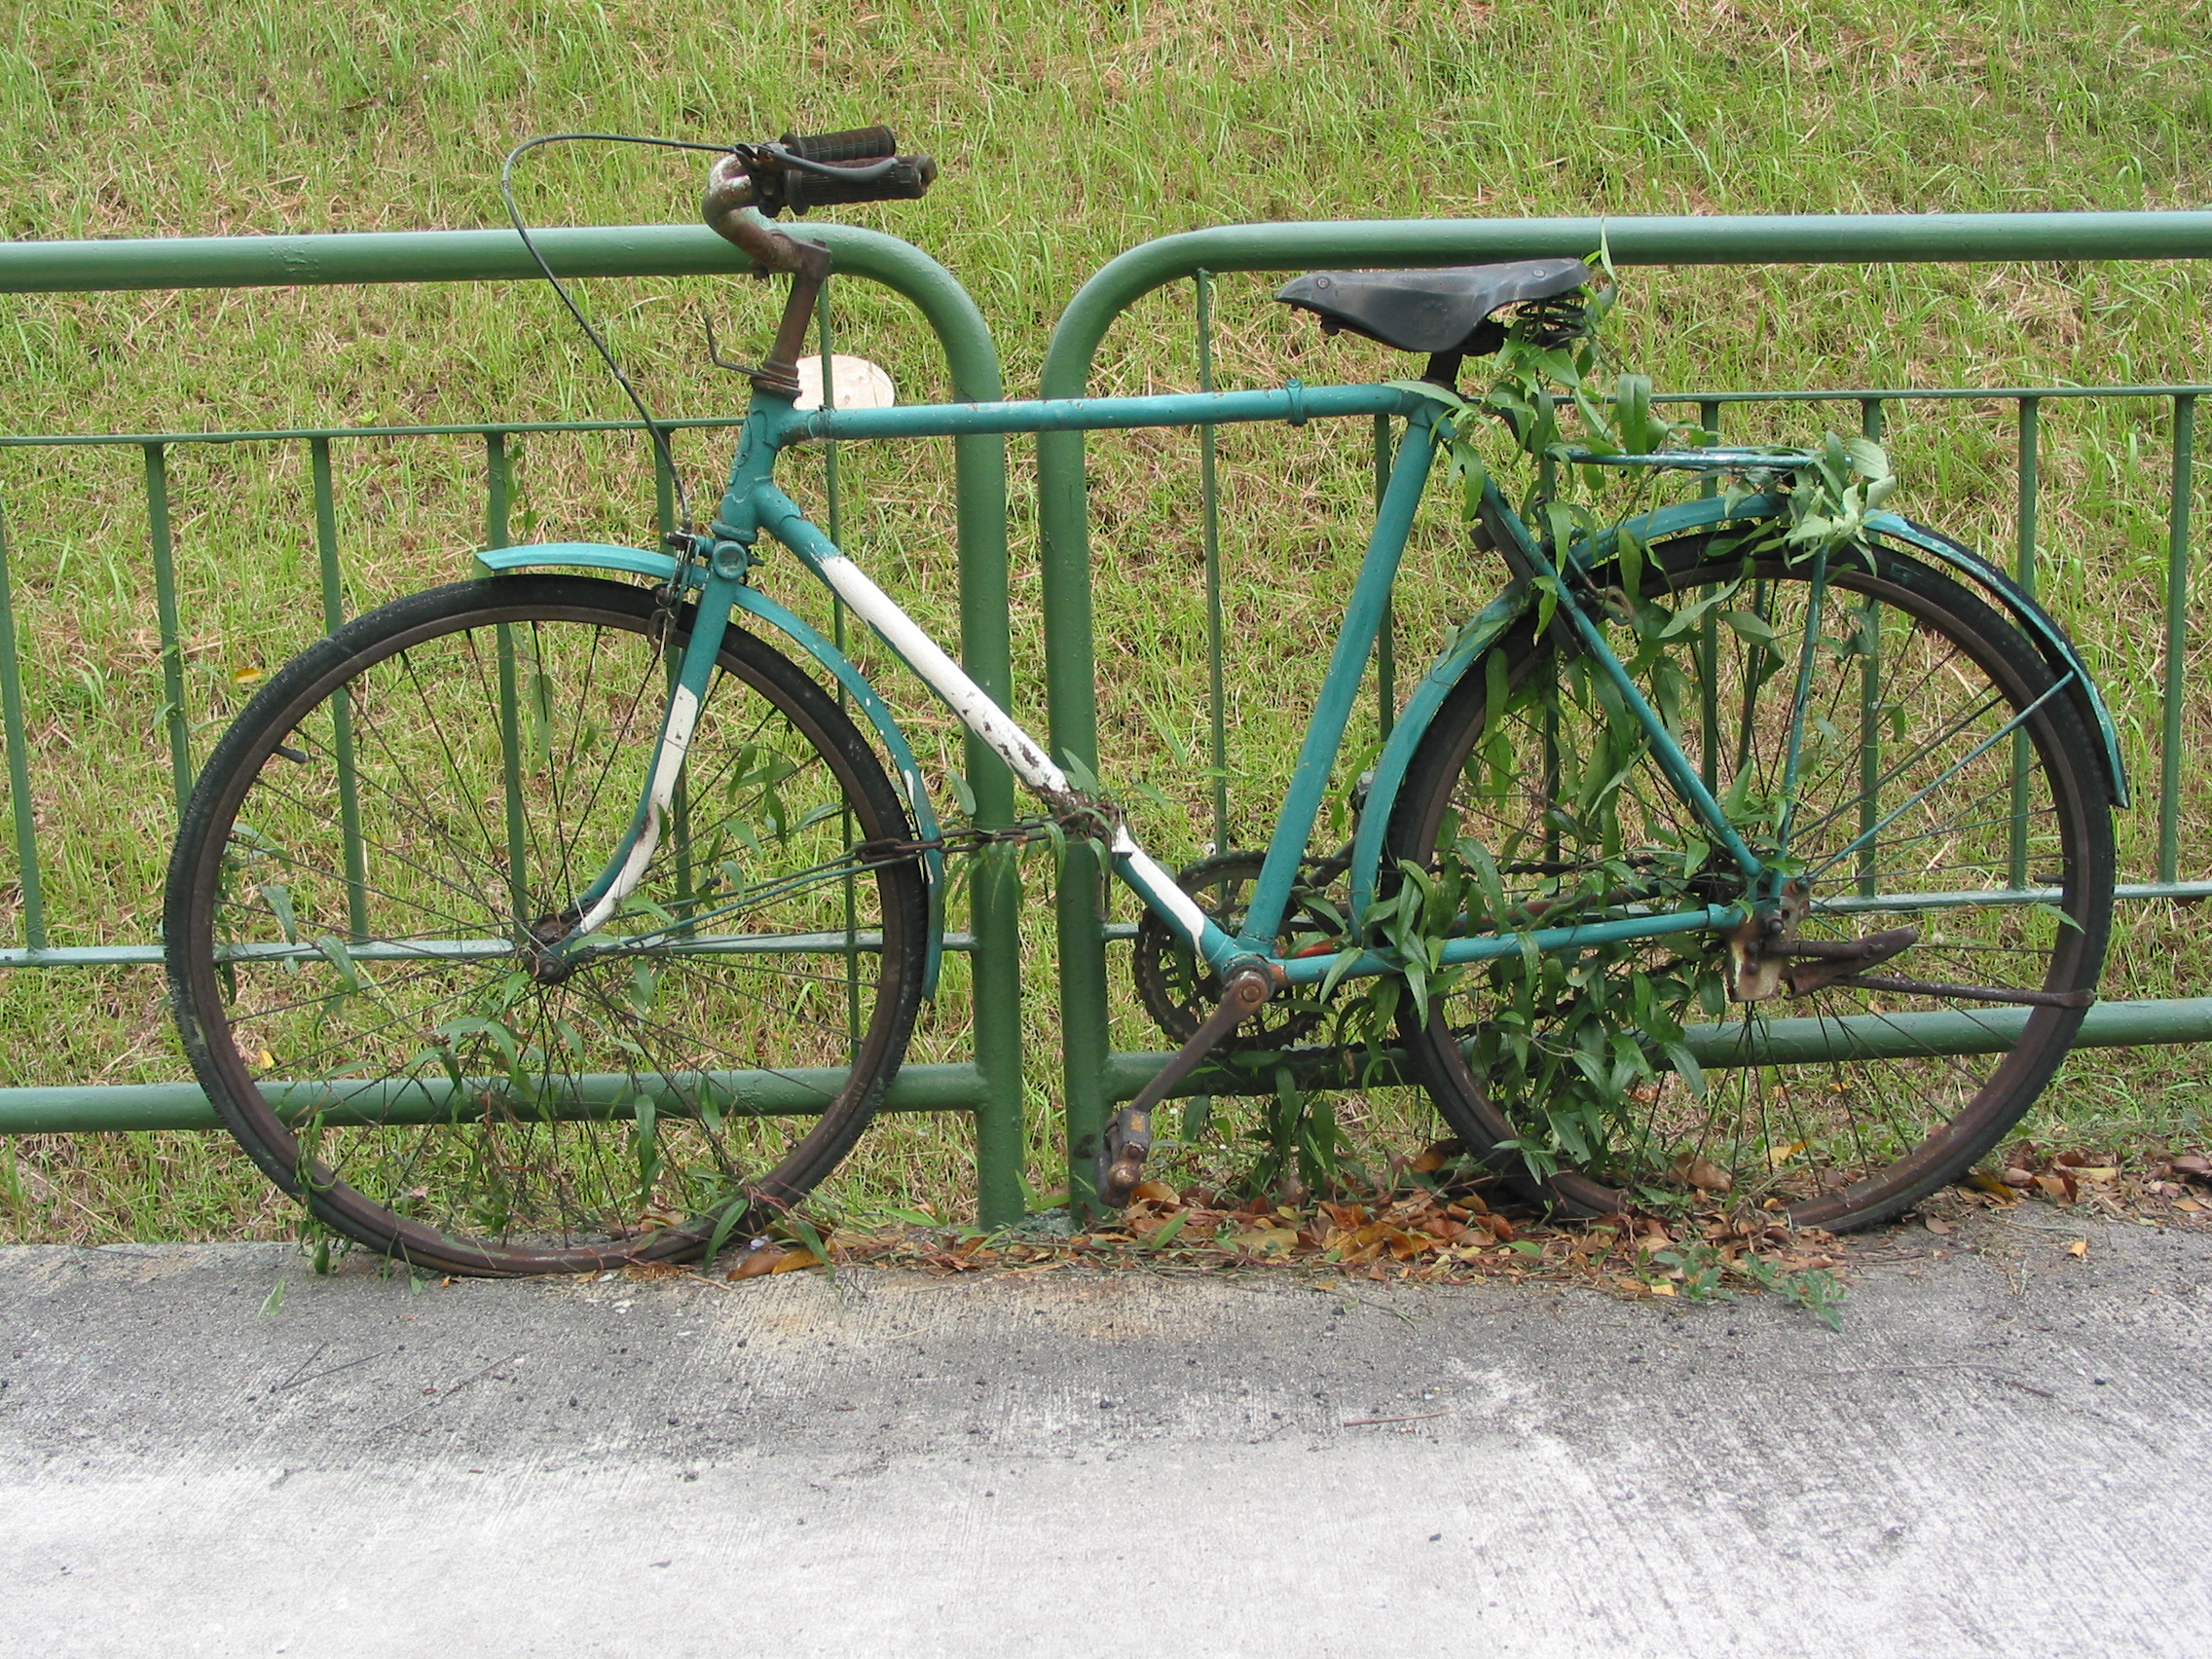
1386, 527, 2115, 1232
166, 574, 929, 1275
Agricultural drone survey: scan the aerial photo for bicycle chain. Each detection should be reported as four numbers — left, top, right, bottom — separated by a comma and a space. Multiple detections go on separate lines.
849, 813, 1080, 866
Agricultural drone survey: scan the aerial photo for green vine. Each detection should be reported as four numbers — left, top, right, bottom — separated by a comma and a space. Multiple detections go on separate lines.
1323, 255, 1897, 1199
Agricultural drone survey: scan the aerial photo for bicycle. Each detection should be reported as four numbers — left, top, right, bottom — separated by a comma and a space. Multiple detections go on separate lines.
163, 127, 2124, 1275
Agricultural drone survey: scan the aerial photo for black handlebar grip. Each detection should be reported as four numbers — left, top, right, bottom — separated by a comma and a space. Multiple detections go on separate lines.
780, 125, 899, 165
785, 153, 939, 214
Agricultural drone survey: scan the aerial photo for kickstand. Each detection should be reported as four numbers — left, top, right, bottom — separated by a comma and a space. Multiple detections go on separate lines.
1096, 968, 1273, 1207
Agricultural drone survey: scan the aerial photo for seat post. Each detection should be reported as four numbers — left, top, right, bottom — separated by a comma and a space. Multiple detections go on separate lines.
1421, 350, 1464, 391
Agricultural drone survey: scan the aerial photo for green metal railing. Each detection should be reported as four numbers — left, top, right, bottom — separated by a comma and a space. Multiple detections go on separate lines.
1033, 213, 2212, 1213
3, 209, 2212, 1235
0, 223, 1028, 1225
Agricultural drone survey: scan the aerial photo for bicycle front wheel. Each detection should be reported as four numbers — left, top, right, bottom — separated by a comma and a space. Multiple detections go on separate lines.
166, 575, 929, 1275
1387, 528, 2115, 1232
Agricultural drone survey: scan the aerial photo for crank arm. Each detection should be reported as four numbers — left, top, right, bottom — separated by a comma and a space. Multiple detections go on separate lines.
1098, 968, 1273, 1207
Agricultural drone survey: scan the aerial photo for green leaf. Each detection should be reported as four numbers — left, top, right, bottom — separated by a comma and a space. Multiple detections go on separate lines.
1720, 608, 1779, 648
1662, 1042, 1708, 1097
946, 768, 977, 819
783, 1212, 836, 1279
703, 1195, 750, 1269
1059, 750, 1103, 796
633, 1094, 660, 1201
1180, 1093, 1215, 1143
1615, 373, 1654, 454
259, 883, 299, 945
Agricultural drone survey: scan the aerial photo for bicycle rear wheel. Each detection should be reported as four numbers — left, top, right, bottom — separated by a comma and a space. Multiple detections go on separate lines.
166, 574, 928, 1275
1387, 527, 2115, 1232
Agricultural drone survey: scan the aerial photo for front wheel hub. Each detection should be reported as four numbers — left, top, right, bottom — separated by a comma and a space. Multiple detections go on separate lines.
523, 911, 583, 985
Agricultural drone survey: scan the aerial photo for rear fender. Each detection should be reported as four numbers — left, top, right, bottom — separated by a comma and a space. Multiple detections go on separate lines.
1575, 501, 2128, 807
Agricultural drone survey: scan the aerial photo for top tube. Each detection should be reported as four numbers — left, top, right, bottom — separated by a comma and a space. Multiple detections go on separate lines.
777, 380, 1426, 447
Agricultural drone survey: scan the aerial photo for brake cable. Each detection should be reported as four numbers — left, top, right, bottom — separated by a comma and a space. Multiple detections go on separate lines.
498, 132, 738, 535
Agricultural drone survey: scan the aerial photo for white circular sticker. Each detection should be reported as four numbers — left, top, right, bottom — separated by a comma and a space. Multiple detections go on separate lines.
792, 353, 897, 412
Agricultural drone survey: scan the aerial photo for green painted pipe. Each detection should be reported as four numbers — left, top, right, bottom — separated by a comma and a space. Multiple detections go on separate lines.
0, 1061, 987, 1134
1099, 997, 2212, 1101
6, 214, 2212, 302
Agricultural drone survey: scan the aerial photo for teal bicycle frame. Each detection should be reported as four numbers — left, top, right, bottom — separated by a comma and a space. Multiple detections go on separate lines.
510, 375, 1790, 991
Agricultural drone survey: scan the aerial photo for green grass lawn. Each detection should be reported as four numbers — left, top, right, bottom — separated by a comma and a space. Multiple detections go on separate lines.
1, 0, 2208, 1241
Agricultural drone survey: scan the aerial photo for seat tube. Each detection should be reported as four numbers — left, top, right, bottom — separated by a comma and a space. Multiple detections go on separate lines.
1240, 409, 1438, 948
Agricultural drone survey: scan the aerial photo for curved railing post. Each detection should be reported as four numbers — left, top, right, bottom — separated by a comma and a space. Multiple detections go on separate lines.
0, 222, 1028, 1231
1035, 210, 2212, 1218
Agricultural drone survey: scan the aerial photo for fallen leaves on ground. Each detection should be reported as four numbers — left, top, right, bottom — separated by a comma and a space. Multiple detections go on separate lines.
1960, 1141, 2212, 1221
604, 1143, 2203, 1304
820, 1173, 1845, 1309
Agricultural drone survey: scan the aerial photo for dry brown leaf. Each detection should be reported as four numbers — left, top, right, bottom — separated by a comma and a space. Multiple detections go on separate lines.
1960, 1169, 2022, 1203
1130, 1180, 1179, 1205
728, 1245, 791, 1279
1671, 1151, 1735, 1193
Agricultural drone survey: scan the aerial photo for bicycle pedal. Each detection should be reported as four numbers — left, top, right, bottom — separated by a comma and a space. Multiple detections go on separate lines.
1098, 1106, 1153, 1208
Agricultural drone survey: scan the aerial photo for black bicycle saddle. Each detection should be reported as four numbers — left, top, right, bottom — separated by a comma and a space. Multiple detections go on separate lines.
1275, 259, 1593, 355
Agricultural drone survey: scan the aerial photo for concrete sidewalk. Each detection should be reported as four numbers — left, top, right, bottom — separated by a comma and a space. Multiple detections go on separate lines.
1, 1209, 2203, 1657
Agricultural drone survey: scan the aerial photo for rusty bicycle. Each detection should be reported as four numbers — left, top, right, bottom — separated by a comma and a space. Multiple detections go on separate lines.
164, 129, 2120, 1273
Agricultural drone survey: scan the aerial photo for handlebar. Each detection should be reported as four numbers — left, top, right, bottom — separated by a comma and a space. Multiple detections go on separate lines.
699, 124, 938, 396
705, 126, 938, 230
779, 125, 900, 166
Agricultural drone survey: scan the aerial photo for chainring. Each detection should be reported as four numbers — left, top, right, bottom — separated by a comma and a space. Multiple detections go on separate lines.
1130, 850, 1346, 1051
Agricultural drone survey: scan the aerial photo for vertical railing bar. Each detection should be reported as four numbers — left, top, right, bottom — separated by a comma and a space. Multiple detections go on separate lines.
2160, 393, 2197, 883
144, 443, 192, 813
1373, 412, 1396, 742
1697, 399, 1721, 794
486, 432, 529, 935
2010, 396, 2040, 886
310, 437, 369, 941
1857, 396, 1885, 896
0, 504, 47, 949
1195, 271, 1229, 850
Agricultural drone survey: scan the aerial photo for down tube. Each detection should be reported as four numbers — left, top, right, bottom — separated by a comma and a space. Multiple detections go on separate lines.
1238, 408, 1440, 949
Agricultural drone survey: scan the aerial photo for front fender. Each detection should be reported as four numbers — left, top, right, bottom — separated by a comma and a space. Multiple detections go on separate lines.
474, 542, 948, 993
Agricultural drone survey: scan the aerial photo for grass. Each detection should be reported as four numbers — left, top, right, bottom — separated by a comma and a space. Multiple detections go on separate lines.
0, 0, 2209, 1244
